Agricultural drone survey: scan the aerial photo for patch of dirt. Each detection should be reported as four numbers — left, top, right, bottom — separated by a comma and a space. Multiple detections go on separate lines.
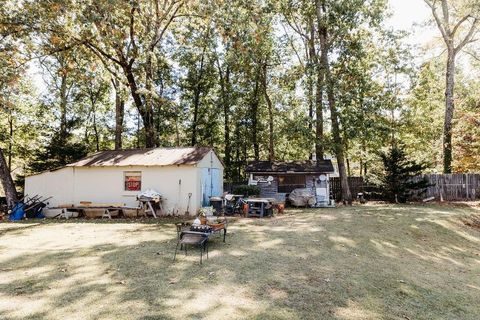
461, 214, 480, 229
434, 201, 480, 208
267, 287, 288, 300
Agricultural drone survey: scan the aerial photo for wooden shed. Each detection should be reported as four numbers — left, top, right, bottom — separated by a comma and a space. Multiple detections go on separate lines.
246, 160, 335, 205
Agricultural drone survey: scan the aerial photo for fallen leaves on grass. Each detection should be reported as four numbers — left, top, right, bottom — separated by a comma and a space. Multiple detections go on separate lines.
461, 214, 480, 229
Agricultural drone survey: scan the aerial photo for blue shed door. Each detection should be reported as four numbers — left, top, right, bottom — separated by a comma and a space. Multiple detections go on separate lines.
201, 168, 221, 206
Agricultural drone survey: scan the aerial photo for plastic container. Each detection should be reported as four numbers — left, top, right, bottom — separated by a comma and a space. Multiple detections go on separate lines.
209, 197, 223, 214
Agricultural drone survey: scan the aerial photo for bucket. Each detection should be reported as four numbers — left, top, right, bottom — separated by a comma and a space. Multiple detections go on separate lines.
243, 203, 249, 216
277, 203, 285, 214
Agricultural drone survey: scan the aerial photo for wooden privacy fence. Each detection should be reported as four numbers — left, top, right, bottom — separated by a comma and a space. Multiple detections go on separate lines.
411, 174, 480, 201
332, 174, 480, 201
331, 177, 366, 200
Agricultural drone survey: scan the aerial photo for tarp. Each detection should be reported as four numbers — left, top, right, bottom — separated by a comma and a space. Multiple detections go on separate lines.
288, 188, 316, 207
138, 189, 162, 203
9, 203, 25, 221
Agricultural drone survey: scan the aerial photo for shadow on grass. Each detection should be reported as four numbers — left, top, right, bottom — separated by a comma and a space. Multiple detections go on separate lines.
0, 204, 479, 319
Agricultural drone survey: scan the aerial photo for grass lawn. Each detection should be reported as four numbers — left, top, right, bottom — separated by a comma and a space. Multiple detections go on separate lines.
0, 203, 479, 320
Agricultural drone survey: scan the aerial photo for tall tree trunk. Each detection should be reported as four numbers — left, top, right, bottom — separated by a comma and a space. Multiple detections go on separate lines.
443, 51, 455, 173
58, 64, 69, 165
122, 64, 156, 148
315, 67, 325, 160
360, 138, 367, 177
235, 134, 241, 182
59, 71, 68, 141
223, 71, 231, 179
218, 62, 231, 180
251, 72, 261, 161
266, 90, 274, 162
175, 114, 180, 147
144, 55, 157, 148
316, 0, 351, 204
0, 148, 16, 208
112, 78, 124, 150
345, 138, 351, 176
307, 72, 314, 135
424, 0, 478, 172
307, 18, 316, 158
8, 110, 13, 171
262, 62, 275, 162
191, 97, 199, 147
136, 112, 141, 148
92, 107, 100, 152
191, 35, 209, 147
309, 18, 324, 161
326, 74, 352, 204
191, 60, 206, 147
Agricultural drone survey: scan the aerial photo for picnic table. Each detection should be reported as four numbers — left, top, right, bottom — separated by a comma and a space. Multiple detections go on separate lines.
245, 198, 275, 218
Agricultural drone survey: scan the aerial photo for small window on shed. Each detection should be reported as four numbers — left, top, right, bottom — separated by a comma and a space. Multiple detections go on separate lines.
124, 171, 141, 191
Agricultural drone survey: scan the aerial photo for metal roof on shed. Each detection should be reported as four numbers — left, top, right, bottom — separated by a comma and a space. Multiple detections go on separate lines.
67, 147, 214, 167
246, 160, 334, 173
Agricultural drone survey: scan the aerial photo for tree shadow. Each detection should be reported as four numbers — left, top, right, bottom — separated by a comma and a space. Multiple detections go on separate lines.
0, 204, 479, 319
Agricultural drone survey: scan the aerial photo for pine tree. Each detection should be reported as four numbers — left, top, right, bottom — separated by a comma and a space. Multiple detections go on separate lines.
378, 144, 430, 203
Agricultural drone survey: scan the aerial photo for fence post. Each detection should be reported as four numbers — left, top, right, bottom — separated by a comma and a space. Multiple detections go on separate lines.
466, 174, 469, 200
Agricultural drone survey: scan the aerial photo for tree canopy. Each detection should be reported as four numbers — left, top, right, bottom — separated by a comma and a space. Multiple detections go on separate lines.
0, 0, 479, 203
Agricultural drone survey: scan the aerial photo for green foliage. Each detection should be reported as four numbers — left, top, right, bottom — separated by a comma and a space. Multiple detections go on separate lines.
28, 131, 88, 173
402, 61, 444, 171
375, 144, 430, 203
233, 185, 261, 197
0, 0, 478, 189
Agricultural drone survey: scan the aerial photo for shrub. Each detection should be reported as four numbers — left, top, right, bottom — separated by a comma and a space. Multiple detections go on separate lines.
233, 185, 261, 197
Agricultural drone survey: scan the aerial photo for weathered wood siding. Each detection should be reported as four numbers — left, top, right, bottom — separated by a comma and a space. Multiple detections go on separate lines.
254, 175, 281, 200
253, 174, 320, 202
305, 175, 317, 189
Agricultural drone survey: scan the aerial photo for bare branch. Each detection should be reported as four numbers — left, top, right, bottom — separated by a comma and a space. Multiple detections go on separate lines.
151, 1, 184, 49
464, 50, 480, 62
283, 14, 308, 40
127, 5, 138, 57
451, 14, 471, 36
424, 0, 450, 44
455, 18, 479, 53
280, 22, 304, 68
84, 41, 123, 66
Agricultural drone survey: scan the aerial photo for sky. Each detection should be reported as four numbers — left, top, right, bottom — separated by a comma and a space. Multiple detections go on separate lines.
386, 0, 437, 48
387, 0, 430, 31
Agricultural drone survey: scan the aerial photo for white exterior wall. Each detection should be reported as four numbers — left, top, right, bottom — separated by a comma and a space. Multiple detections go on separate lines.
72, 165, 200, 214
24, 167, 75, 207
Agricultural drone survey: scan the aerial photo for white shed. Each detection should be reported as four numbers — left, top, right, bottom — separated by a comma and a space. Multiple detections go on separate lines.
24, 147, 224, 215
